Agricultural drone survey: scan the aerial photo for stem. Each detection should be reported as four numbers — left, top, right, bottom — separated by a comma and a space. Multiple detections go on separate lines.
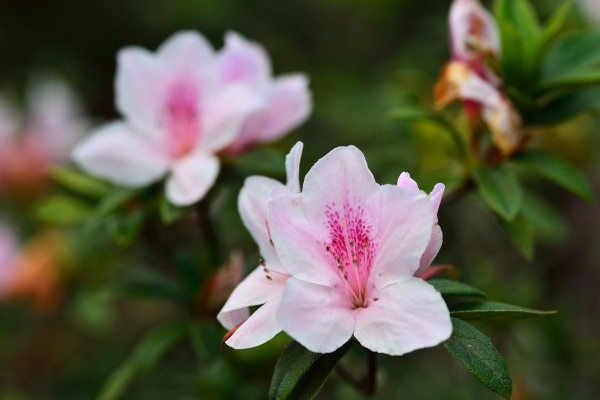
364, 350, 377, 395
336, 349, 378, 396
197, 200, 221, 267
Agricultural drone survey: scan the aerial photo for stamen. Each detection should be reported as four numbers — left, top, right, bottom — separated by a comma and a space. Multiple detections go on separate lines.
323, 197, 377, 308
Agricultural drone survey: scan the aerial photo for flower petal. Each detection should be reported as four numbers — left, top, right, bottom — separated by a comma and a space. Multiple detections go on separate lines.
277, 278, 355, 353
217, 265, 286, 329
397, 171, 419, 191
165, 152, 219, 206
430, 183, 445, 220
156, 31, 216, 82
268, 193, 338, 286
225, 299, 281, 349
366, 185, 434, 287
303, 146, 379, 228
231, 75, 312, 152
449, 0, 500, 62
285, 141, 304, 193
415, 224, 443, 278
201, 84, 265, 152
220, 31, 271, 88
72, 122, 169, 187
238, 177, 285, 268
115, 47, 164, 136
355, 277, 452, 356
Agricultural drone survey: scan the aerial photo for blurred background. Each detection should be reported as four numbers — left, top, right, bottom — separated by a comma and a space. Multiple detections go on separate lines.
0, 0, 598, 399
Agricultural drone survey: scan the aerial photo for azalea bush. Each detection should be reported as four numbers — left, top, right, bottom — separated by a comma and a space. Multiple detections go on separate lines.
0, 0, 599, 399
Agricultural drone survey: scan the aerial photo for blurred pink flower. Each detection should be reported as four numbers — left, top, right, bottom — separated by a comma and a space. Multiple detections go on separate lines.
449, 0, 500, 79
397, 172, 444, 278
220, 32, 312, 154
578, 0, 600, 25
267, 146, 451, 355
435, 61, 522, 155
0, 227, 64, 312
217, 142, 303, 349
74, 31, 311, 206
0, 79, 87, 192
0, 223, 18, 289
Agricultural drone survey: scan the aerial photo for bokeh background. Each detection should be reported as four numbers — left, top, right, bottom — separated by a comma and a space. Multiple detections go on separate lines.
0, 0, 598, 399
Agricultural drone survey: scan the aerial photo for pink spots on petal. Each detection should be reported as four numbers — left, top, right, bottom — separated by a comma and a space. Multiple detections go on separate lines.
163, 80, 200, 158
324, 198, 377, 309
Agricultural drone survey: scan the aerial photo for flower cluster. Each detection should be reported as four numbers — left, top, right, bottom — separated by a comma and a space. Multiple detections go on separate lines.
218, 143, 452, 355
434, 0, 522, 156
0, 78, 87, 192
73, 31, 312, 206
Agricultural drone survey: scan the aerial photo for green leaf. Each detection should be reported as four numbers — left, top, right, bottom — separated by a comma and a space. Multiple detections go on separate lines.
189, 321, 222, 361
49, 166, 112, 198
97, 323, 186, 400
269, 341, 352, 400
96, 188, 137, 217
107, 208, 146, 246
443, 318, 512, 398
450, 301, 557, 320
500, 214, 535, 259
428, 279, 486, 299
540, 2, 572, 48
520, 193, 568, 243
388, 106, 466, 159
539, 32, 600, 91
159, 196, 192, 224
36, 195, 94, 226
494, 0, 542, 87
231, 147, 286, 176
512, 151, 594, 201
473, 165, 523, 221
526, 88, 600, 126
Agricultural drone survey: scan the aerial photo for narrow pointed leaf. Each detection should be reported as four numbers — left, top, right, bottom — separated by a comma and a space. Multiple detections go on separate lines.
450, 301, 557, 320
443, 318, 512, 398
269, 341, 352, 400
474, 165, 523, 221
97, 323, 186, 400
512, 151, 594, 201
428, 279, 486, 299
50, 165, 112, 198
500, 214, 535, 259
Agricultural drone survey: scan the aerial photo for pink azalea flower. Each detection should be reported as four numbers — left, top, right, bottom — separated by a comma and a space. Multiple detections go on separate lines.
219, 32, 312, 154
72, 31, 266, 206
396, 172, 444, 278
449, 0, 500, 76
217, 142, 303, 349
0, 223, 18, 292
268, 146, 451, 355
0, 79, 87, 191
435, 61, 522, 155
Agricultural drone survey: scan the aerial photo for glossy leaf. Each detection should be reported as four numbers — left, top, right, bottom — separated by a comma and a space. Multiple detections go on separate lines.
50, 165, 112, 198
539, 32, 600, 91
388, 106, 466, 159
36, 195, 94, 226
500, 214, 535, 259
97, 323, 186, 400
512, 151, 594, 201
473, 165, 523, 221
428, 279, 486, 299
269, 341, 352, 400
450, 301, 557, 320
443, 318, 512, 398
